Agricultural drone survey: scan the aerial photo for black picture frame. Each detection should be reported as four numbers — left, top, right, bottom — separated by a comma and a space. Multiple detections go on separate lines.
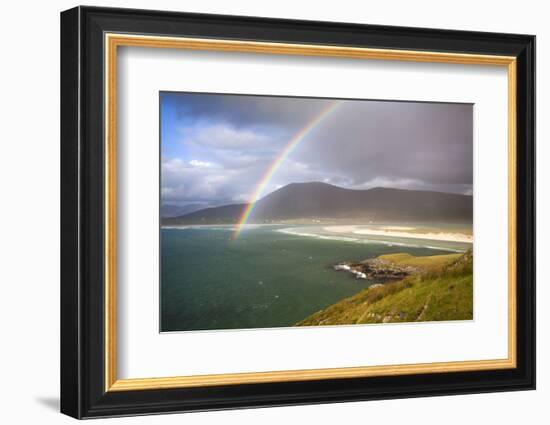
61, 5, 535, 419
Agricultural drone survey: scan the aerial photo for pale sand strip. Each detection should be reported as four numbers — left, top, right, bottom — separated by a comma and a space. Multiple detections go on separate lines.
323, 225, 473, 244
352, 229, 473, 243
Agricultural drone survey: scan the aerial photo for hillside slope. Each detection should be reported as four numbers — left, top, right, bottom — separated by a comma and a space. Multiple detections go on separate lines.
297, 250, 473, 326
163, 182, 473, 225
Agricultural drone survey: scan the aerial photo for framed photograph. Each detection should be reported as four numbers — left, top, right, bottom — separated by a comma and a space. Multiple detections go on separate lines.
60, 6, 535, 419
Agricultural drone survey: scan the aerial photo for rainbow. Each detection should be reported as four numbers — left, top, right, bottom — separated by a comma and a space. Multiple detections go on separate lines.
232, 100, 342, 238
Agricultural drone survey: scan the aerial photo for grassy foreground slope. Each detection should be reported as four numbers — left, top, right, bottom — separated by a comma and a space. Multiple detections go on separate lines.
297, 250, 473, 326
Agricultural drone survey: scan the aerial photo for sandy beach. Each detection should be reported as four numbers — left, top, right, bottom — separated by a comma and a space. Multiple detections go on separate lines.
323, 225, 473, 244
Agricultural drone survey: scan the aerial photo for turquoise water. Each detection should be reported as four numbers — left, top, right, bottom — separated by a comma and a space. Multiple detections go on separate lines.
160, 226, 454, 332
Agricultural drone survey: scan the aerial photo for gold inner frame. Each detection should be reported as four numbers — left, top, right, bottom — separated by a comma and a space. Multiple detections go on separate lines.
104, 33, 517, 392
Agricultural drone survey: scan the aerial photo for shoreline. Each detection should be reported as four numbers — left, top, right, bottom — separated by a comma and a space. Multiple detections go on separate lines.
322, 225, 472, 244
162, 223, 473, 249
297, 250, 473, 326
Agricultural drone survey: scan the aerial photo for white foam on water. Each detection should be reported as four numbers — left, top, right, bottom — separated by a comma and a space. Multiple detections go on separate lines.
276, 227, 466, 252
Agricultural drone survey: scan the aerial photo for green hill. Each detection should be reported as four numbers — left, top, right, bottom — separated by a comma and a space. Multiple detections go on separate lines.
297, 250, 473, 326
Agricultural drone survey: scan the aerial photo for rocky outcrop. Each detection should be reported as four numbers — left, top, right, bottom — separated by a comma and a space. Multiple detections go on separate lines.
333, 257, 419, 280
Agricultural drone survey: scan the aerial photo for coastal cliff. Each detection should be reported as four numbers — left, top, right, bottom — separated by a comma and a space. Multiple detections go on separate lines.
297, 250, 473, 326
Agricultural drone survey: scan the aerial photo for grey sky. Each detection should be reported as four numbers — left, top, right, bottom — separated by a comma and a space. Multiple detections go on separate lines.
161, 92, 473, 207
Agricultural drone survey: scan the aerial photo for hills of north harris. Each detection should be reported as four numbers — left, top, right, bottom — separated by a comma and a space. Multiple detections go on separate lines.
161, 182, 472, 226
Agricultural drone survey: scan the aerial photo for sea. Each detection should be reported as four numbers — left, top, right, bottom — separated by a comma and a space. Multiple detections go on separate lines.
160, 225, 470, 332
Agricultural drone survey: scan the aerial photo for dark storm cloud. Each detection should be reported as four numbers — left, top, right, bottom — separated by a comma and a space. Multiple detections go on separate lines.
291, 101, 473, 188
162, 92, 339, 130
161, 93, 473, 207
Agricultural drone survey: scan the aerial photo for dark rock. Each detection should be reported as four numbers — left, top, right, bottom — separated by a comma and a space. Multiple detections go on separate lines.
333, 257, 419, 281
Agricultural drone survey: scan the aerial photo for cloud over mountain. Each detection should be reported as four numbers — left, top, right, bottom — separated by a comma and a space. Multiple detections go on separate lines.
161, 93, 472, 208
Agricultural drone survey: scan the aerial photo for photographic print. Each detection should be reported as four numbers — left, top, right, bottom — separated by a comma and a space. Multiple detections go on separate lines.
61, 9, 535, 416
160, 92, 473, 332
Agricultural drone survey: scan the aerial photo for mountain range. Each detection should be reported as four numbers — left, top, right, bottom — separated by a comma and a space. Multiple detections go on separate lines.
160, 203, 207, 218
162, 182, 472, 225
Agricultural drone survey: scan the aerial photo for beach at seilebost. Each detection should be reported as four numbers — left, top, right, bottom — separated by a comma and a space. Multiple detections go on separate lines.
274, 223, 472, 251
164, 222, 473, 246
320, 225, 472, 244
